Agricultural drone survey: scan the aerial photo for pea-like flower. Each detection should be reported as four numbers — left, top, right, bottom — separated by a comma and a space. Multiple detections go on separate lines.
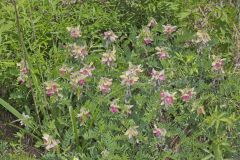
59, 65, 73, 77
162, 24, 177, 35
120, 63, 143, 87
155, 47, 169, 60
195, 30, 211, 44
79, 63, 95, 77
98, 77, 113, 94
42, 134, 60, 151
67, 26, 81, 39
110, 100, 120, 113
103, 31, 118, 44
197, 106, 206, 115
101, 48, 116, 67
17, 59, 28, 74
70, 44, 88, 60
125, 126, 139, 139
147, 18, 157, 29
180, 88, 196, 102
45, 81, 62, 97
70, 71, 87, 89
160, 91, 176, 106
144, 37, 153, 45
128, 63, 143, 74
153, 125, 167, 138
77, 108, 90, 125
151, 69, 165, 82
17, 60, 29, 84
212, 56, 225, 73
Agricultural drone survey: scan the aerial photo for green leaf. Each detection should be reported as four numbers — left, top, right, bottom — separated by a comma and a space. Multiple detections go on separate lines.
0, 97, 23, 120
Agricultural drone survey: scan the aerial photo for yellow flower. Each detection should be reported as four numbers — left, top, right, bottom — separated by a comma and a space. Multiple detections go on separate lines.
195, 30, 211, 44
70, 43, 88, 60
125, 126, 139, 139
101, 48, 116, 66
42, 134, 60, 151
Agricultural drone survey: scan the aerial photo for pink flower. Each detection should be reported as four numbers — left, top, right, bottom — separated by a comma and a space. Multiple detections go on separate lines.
110, 100, 120, 113
120, 63, 143, 87
59, 65, 73, 77
45, 81, 62, 97
160, 91, 175, 106
155, 47, 169, 60
101, 48, 116, 67
98, 77, 113, 94
104, 31, 118, 43
79, 63, 95, 77
67, 26, 81, 39
144, 37, 153, 45
70, 71, 87, 89
70, 44, 88, 60
17, 76, 25, 85
147, 18, 157, 28
212, 56, 225, 73
180, 88, 195, 102
17, 60, 29, 84
153, 125, 166, 138
162, 24, 177, 35
151, 69, 165, 81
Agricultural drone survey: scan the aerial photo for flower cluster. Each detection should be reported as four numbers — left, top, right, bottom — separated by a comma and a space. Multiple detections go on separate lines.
194, 30, 211, 44
17, 60, 29, 85
45, 81, 62, 97
101, 48, 116, 67
67, 26, 81, 39
153, 125, 167, 138
125, 126, 139, 139
79, 63, 95, 77
151, 69, 166, 87
98, 77, 113, 94
70, 43, 88, 60
109, 99, 120, 113
70, 71, 87, 88
180, 88, 196, 102
160, 88, 196, 106
155, 47, 169, 60
147, 18, 157, 29
103, 30, 118, 47
120, 63, 143, 87
160, 91, 176, 106
77, 108, 91, 125
162, 24, 177, 36
109, 100, 134, 115
144, 37, 154, 45
42, 134, 60, 151
70, 63, 95, 89
59, 65, 73, 77
212, 56, 225, 73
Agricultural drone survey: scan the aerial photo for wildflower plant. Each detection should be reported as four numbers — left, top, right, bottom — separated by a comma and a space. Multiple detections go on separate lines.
1, 1, 239, 159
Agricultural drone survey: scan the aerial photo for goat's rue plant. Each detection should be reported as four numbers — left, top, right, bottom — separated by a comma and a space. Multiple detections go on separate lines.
1, 0, 239, 159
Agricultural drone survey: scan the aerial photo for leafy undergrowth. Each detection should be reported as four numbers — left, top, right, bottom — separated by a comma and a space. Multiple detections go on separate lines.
0, 0, 240, 159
